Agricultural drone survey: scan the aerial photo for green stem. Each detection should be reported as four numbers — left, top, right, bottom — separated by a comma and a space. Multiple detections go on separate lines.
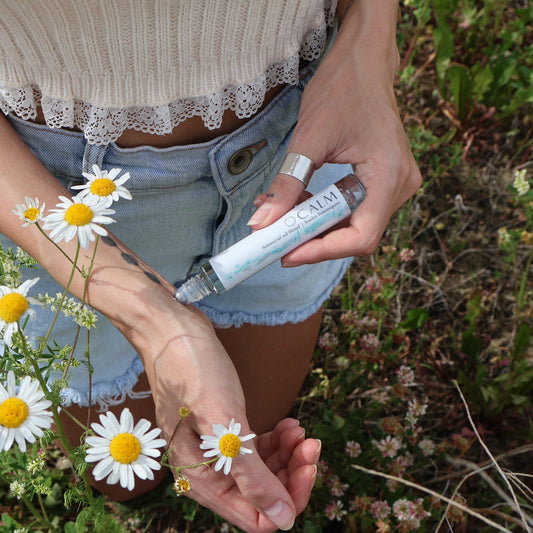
20, 494, 51, 529
164, 457, 218, 475
37, 492, 50, 526
35, 222, 83, 275
516, 241, 533, 317
42, 243, 81, 348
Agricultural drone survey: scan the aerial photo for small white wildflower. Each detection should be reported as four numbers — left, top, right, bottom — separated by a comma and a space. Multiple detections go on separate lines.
396, 365, 415, 387
406, 399, 428, 427
10, 479, 26, 499
345, 440, 362, 458
513, 168, 530, 196
371, 500, 391, 521
418, 438, 436, 456
498, 227, 511, 246
27, 451, 46, 474
376, 435, 402, 458
400, 248, 416, 263
325, 500, 347, 521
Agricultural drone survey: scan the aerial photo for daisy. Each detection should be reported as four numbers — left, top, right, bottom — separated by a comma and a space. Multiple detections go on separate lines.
173, 474, 191, 496
0, 371, 53, 453
42, 195, 115, 249
72, 164, 132, 207
199, 418, 255, 475
12, 197, 45, 227
85, 408, 166, 491
0, 278, 39, 347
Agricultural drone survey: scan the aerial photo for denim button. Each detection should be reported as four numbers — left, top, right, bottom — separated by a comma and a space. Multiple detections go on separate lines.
228, 148, 253, 175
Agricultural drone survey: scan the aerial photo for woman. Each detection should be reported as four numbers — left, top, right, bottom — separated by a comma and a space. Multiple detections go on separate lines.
0, 1, 421, 531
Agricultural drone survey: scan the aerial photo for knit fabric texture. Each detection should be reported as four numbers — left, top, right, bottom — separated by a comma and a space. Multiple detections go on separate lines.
0, 0, 336, 144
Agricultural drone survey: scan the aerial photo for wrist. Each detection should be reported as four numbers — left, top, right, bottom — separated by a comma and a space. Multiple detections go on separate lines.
334, 0, 400, 81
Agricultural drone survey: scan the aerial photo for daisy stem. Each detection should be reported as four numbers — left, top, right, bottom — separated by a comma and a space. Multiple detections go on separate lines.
62, 235, 98, 382
164, 457, 218, 474
35, 222, 83, 275
20, 494, 52, 530
36, 492, 50, 526
42, 243, 81, 351
168, 416, 185, 445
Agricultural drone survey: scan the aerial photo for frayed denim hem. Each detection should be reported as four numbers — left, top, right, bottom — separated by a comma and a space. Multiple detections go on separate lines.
196, 257, 353, 328
59, 356, 149, 411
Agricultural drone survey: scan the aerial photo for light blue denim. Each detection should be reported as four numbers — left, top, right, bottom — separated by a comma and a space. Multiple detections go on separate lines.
2, 72, 352, 408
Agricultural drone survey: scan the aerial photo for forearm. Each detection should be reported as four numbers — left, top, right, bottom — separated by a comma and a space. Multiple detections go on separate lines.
334, 0, 400, 82
0, 114, 178, 347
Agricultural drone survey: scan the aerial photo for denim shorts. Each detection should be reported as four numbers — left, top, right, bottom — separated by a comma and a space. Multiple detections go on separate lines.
3, 73, 352, 408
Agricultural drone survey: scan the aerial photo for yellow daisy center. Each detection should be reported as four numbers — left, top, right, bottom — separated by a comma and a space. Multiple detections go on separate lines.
0, 397, 29, 428
24, 207, 40, 221
173, 475, 191, 495
64, 203, 94, 226
219, 433, 241, 458
90, 178, 116, 197
0, 293, 29, 323
109, 433, 141, 464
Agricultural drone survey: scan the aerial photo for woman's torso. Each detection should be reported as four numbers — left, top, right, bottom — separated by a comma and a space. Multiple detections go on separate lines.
0, 0, 337, 147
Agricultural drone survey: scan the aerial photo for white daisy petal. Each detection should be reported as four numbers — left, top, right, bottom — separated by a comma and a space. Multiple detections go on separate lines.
223, 457, 233, 475
203, 448, 221, 458
214, 456, 226, 472
92, 456, 116, 479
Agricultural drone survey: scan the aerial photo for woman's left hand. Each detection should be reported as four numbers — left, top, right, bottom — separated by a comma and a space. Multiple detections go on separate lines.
248, 0, 422, 266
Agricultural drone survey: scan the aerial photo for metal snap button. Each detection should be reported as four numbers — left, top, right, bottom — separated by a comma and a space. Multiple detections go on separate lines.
228, 148, 253, 175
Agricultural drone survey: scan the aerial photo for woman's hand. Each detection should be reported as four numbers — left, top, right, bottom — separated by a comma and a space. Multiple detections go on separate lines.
130, 299, 320, 532
248, 0, 422, 266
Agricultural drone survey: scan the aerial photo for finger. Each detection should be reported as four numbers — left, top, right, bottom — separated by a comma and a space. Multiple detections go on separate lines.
261, 424, 306, 473
287, 464, 318, 515
255, 418, 300, 460
247, 154, 315, 229
271, 438, 321, 486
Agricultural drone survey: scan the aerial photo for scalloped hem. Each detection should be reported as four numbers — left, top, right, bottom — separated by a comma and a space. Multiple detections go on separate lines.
59, 356, 149, 411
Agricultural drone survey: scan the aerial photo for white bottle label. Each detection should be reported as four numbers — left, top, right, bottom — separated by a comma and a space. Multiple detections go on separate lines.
209, 183, 351, 290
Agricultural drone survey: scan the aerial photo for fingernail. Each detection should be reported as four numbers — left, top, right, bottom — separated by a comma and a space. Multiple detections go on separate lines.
264, 500, 295, 531
309, 465, 318, 491
281, 258, 303, 268
247, 202, 272, 226
313, 439, 322, 464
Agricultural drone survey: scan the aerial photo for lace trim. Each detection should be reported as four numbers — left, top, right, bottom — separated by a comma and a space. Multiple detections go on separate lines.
0, 23, 330, 145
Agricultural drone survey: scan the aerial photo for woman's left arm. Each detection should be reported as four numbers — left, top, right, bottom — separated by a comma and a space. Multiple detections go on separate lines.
248, 0, 422, 265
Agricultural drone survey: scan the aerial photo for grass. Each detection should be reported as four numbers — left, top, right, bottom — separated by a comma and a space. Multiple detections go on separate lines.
2, 0, 533, 531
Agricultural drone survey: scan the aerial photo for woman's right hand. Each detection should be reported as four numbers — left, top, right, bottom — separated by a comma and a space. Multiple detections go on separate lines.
127, 296, 320, 532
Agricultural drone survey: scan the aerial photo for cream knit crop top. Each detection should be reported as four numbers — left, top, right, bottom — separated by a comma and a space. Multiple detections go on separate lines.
0, 0, 337, 145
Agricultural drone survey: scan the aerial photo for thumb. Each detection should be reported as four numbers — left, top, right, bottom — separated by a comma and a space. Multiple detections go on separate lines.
247, 152, 316, 229
230, 439, 297, 531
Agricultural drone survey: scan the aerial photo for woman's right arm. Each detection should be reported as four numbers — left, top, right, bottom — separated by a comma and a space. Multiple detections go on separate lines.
0, 113, 318, 532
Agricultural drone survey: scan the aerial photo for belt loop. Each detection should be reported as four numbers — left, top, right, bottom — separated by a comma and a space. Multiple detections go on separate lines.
82, 142, 108, 175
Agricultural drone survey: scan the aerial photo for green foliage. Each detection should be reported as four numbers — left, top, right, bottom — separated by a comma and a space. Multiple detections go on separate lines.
401, 0, 533, 126
432, 0, 533, 123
